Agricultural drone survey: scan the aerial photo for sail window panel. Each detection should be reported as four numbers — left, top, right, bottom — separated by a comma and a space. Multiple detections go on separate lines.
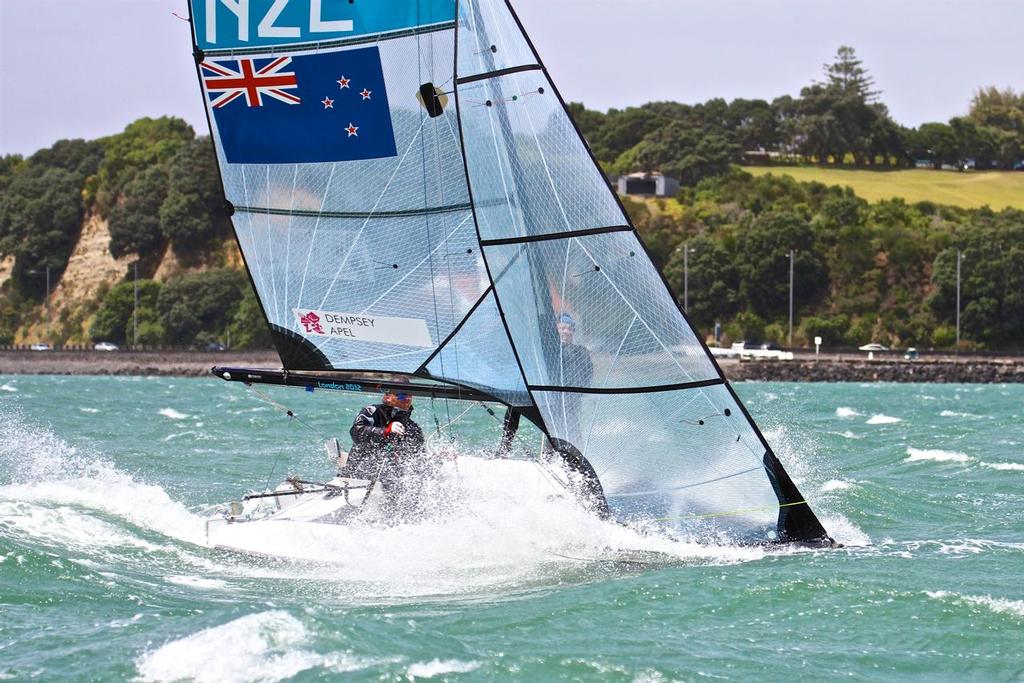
458, 73, 625, 242
233, 208, 487, 372
533, 385, 780, 537
424, 291, 532, 406
483, 231, 719, 389
457, 0, 537, 79
207, 29, 469, 216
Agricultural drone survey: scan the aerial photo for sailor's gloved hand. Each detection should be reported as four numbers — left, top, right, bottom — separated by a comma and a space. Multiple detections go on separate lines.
383, 421, 406, 439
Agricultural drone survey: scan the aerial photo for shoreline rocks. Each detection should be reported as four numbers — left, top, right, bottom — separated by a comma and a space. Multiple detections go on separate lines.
1, 351, 1022, 383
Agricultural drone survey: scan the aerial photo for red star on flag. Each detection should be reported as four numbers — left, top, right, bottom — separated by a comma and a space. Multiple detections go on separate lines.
360, 88, 372, 101
321, 96, 334, 109
337, 75, 351, 89
345, 123, 359, 137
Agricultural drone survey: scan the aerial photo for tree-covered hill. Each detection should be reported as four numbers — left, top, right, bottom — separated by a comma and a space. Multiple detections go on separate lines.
0, 117, 268, 348
1, 44, 1022, 351
571, 47, 1024, 184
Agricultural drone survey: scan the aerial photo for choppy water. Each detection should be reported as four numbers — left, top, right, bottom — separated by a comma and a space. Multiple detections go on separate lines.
1, 376, 1022, 681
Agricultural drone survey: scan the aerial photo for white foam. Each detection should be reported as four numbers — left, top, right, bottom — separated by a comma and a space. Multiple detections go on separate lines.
136, 611, 322, 683
940, 410, 982, 418
79, 407, 100, 414
866, 414, 902, 425
166, 575, 230, 590
207, 458, 769, 599
0, 384, 16, 393
926, 591, 1024, 618
406, 659, 481, 679
835, 407, 861, 418
0, 406, 206, 546
981, 462, 1024, 471
158, 408, 189, 420
821, 480, 852, 492
0, 501, 164, 553
828, 430, 860, 440
905, 448, 972, 464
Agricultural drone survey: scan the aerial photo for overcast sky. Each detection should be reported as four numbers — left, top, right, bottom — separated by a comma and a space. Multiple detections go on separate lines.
1, 0, 1021, 156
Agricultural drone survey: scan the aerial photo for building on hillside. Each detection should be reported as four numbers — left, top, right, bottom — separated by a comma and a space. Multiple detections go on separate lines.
617, 172, 680, 197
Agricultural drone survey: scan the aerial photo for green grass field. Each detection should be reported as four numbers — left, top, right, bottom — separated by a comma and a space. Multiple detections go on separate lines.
744, 166, 1024, 210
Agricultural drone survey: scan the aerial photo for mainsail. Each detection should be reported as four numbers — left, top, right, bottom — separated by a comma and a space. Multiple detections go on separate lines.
189, 0, 829, 543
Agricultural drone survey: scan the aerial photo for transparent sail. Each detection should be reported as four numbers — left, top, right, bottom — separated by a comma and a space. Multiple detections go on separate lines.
452, 0, 828, 542
190, 0, 828, 542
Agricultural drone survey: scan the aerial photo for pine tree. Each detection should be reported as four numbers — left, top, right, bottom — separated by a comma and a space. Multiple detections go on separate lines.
821, 46, 880, 103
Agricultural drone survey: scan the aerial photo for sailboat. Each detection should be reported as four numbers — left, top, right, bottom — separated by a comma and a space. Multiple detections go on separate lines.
188, 0, 831, 547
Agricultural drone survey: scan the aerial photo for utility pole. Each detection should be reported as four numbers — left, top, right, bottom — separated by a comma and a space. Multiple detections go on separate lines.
683, 243, 689, 312
133, 261, 139, 349
45, 266, 50, 344
788, 249, 794, 347
955, 249, 962, 353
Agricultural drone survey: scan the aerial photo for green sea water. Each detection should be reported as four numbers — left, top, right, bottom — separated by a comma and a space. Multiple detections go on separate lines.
1, 376, 1022, 682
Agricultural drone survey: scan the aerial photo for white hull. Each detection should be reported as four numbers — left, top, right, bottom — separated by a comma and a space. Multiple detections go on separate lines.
205, 456, 572, 554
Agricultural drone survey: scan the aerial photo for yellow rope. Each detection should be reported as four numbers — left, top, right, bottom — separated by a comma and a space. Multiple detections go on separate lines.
653, 500, 808, 522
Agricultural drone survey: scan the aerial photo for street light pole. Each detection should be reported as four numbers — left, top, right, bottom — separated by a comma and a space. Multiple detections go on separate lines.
788, 249, 794, 347
683, 243, 689, 312
955, 249, 962, 353
133, 261, 139, 349
45, 266, 50, 344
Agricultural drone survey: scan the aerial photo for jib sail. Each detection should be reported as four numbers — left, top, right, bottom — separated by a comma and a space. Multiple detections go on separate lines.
188, 0, 828, 542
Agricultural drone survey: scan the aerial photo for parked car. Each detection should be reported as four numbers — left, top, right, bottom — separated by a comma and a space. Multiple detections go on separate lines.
205, 342, 227, 352
29, 342, 51, 351
858, 343, 889, 352
93, 341, 119, 351
904, 347, 919, 360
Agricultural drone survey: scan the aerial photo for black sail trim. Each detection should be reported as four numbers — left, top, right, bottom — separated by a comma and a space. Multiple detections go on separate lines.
414, 286, 494, 374
452, 1, 554, 439
480, 225, 631, 247
527, 378, 725, 394
185, 2, 279, 368
498, 0, 829, 542
456, 63, 543, 85
235, 204, 472, 220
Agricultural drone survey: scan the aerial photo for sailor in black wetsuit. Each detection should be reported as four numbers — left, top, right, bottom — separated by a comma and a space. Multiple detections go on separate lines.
342, 389, 426, 516
557, 313, 593, 387
555, 312, 593, 439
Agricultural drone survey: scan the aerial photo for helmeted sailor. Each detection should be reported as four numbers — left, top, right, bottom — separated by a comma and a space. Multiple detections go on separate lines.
342, 388, 426, 515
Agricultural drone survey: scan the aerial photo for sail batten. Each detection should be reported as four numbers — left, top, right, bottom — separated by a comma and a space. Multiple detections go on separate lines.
190, 0, 829, 542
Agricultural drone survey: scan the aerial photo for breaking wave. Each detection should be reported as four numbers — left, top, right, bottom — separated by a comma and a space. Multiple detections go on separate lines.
905, 448, 972, 464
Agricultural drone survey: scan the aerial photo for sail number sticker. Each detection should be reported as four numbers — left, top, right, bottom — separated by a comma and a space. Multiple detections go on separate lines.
294, 309, 433, 348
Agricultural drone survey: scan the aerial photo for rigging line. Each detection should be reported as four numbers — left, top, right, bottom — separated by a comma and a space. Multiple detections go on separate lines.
476, 403, 569, 497
282, 164, 298, 321
295, 163, 337, 308
264, 165, 280, 323
606, 466, 764, 498
337, 347, 429, 366
246, 385, 329, 439
581, 314, 637, 460
417, 19, 455, 432
653, 500, 810, 522
358, 213, 473, 314
318, 120, 429, 308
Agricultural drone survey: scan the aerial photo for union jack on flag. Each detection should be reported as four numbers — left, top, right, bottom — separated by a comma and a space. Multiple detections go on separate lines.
201, 57, 300, 109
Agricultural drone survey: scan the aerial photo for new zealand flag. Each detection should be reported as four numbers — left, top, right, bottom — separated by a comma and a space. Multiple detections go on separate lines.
201, 47, 397, 164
